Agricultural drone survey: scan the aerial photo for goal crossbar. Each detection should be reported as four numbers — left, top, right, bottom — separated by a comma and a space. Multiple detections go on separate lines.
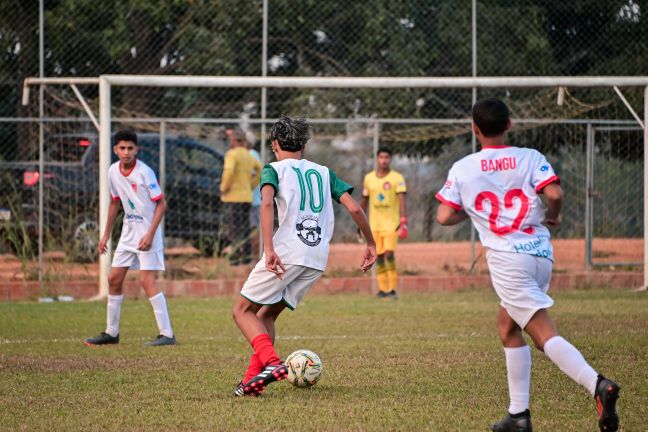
21, 75, 648, 295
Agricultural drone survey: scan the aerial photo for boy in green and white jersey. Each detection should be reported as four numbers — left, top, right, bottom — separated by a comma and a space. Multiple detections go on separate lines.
232, 116, 377, 397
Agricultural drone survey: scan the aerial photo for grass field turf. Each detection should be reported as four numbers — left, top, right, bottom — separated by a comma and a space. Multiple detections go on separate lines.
1, 289, 646, 431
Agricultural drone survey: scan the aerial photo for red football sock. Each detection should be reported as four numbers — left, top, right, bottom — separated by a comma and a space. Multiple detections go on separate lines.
251, 333, 281, 366
242, 353, 264, 383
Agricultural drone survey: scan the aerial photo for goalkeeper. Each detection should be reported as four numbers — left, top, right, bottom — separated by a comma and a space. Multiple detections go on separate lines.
360, 148, 408, 299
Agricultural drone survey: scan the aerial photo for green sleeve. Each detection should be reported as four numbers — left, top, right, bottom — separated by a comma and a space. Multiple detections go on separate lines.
329, 169, 354, 203
260, 164, 279, 194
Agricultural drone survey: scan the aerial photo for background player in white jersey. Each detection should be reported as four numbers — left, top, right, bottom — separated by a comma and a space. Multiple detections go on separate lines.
85, 130, 175, 347
436, 99, 619, 432
231, 117, 377, 397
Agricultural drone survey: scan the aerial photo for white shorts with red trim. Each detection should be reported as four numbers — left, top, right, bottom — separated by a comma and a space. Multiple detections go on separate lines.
486, 249, 554, 329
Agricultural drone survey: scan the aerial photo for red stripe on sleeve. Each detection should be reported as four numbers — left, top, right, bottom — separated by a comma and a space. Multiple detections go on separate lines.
435, 192, 462, 211
111, 195, 120, 201
151, 193, 165, 202
535, 175, 560, 193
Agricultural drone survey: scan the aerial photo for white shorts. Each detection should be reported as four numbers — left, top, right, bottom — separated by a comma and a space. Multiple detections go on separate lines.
240, 260, 322, 310
486, 250, 554, 329
112, 249, 165, 271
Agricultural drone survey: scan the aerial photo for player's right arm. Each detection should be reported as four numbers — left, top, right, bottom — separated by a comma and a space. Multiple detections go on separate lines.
260, 184, 285, 278
339, 192, 377, 272
98, 198, 121, 255
220, 151, 235, 194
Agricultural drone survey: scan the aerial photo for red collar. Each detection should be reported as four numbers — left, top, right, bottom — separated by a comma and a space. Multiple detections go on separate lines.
119, 159, 137, 177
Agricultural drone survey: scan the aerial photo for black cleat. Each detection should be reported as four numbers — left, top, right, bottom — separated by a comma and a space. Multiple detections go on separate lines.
145, 334, 176, 346
242, 363, 288, 397
376, 291, 389, 298
84, 332, 119, 346
232, 381, 245, 397
595, 375, 620, 432
490, 410, 532, 432
388, 290, 399, 300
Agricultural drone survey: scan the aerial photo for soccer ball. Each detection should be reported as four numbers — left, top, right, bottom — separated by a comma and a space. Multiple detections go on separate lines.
285, 349, 323, 387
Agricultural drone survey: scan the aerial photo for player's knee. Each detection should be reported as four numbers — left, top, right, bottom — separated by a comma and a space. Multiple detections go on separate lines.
497, 322, 520, 344
107, 273, 123, 288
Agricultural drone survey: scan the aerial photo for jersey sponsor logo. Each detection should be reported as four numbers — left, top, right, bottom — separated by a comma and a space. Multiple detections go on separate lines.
480, 157, 517, 172
296, 215, 322, 247
150, 182, 159, 190
125, 213, 144, 222
513, 236, 552, 259
540, 165, 549, 172
383, 181, 391, 190
131, 183, 137, 192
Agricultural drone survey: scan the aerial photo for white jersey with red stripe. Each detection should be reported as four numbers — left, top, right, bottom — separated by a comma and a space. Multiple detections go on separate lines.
436, 146, 559, 260
109, 159, 165, 252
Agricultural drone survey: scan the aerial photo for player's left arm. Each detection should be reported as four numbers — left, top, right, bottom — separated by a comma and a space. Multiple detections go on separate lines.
138, 197, 166, 251
397, 192, 408, 239
340, 192, 377, 272
436, 204, 469, 226
542, 182, 563, 227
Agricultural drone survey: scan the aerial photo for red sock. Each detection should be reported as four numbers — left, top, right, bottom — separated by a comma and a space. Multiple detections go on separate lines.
251, 333, 281, 366
242, 353, 264, 383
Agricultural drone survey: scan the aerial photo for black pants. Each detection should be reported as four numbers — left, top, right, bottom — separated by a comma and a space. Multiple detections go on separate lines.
220, 202, 251, 265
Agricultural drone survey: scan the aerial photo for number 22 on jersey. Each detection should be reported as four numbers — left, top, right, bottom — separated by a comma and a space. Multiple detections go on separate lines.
475, 189, 534, 236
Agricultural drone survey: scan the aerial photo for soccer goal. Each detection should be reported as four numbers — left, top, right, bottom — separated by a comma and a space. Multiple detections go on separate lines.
22, 75, 648, 296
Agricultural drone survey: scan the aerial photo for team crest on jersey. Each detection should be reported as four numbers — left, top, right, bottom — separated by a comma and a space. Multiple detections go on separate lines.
383, 181, 391, 190
296, 215, 322, 247
131, 183, 137, 192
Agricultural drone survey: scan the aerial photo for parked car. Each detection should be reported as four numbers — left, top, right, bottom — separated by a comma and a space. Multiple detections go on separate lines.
0, 132, 224, 261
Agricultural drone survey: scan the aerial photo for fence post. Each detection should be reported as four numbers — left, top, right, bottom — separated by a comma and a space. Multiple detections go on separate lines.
585, 123, 593, 271
644, 86, 648, 289
159, 121, 166, 240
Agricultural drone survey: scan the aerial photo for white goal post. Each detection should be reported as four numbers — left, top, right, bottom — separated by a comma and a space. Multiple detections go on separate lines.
22, 75, 648, 296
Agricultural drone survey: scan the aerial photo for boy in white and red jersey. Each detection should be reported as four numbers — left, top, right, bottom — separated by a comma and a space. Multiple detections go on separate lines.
231, 117, 376, 397
85, 130, 175, 347
436, 99, 619, 432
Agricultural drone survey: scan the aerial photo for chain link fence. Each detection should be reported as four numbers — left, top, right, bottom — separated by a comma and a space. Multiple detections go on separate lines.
0, 0, 645, 282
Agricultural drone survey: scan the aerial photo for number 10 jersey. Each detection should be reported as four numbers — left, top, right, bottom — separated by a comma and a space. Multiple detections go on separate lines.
260, 158, 353, 271
436, 146, 559, 260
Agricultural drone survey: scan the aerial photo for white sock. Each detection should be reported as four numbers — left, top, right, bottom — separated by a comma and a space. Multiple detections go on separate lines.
504, 345, 532, 414
149, 292, 173, 338
105, 294, 124, 337
543, 336, 598, 396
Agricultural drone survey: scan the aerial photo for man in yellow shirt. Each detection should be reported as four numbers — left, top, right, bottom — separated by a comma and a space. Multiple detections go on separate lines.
220, 128, 262, 265
360, 148, 408, 299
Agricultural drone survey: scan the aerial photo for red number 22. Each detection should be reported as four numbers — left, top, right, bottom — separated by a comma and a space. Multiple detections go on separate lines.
475, 189, 534, 236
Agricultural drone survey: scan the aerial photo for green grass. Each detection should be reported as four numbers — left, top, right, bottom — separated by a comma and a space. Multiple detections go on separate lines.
1, 289, 647, 431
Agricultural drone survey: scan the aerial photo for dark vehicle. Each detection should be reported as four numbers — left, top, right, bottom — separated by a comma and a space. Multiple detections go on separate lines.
0, 133, 223, 261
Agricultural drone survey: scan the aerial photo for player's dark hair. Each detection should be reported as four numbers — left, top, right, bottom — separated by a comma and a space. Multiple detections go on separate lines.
270, 116, 310, 152
472, 98, 510, 137
113, 129, 138, 146
376, 147, 392, 157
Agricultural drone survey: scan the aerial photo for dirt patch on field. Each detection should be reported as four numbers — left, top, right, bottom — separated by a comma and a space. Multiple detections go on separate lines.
0, 238, 642, 282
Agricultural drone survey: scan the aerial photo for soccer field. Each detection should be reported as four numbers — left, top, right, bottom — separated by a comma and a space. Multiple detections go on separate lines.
1, 289, 646, 431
